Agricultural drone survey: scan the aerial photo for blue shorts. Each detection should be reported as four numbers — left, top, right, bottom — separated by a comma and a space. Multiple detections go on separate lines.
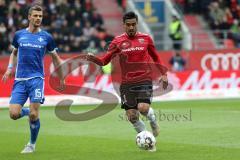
10, 77, 45, 106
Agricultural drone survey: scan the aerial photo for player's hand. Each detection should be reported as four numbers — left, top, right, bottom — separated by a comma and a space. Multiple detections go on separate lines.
2, 69, 13, 83
160, 74, 168, 90
86, 52, 95, 60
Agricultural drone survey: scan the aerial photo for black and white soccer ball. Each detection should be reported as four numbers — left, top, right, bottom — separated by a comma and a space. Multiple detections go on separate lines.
136, 131, 156, 150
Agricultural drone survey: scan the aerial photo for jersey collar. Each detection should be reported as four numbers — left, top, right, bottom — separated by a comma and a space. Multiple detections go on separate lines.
26, 27, 42, 33
125, 32, 139, 39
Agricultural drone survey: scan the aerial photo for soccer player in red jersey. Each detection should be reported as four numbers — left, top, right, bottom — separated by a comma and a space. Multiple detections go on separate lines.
87, 11, 168, 151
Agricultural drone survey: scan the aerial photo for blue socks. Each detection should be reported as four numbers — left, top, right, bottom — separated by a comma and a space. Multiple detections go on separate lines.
30, 119, 40, 144
20, 108, 30, 118
19, 108, 40, 144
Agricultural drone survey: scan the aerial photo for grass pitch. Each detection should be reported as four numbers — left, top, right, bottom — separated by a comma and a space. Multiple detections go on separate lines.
0, 99, 240, 160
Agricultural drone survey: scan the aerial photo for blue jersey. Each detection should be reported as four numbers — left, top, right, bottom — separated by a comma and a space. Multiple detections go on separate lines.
12, 28, 57, 80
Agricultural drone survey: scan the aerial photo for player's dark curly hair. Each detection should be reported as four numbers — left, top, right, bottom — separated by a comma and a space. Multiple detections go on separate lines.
123, 11, 138, 23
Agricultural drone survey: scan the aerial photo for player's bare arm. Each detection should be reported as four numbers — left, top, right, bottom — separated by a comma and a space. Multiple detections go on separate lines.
2, 48, 18, 83
86, 52, 105, 66
147, 36, 168, 89
87, 48, 117, 66
51, 51, 65, 90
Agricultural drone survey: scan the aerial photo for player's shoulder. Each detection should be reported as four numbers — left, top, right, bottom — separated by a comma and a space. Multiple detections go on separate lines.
115, 33, 125, 38
40, 29, 53, 37
39, 30, 55, 42
114, 33, 126, 41
137, 32, 151, 38
14, 29, 27, 36
137, 32, 154, 43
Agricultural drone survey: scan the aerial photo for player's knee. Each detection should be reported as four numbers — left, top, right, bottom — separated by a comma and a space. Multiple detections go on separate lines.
128, 114, 139, 123
29, 112, 38, 121
127, 111, 139, 124
9, 112, 20, 120
138, 103, 150, 115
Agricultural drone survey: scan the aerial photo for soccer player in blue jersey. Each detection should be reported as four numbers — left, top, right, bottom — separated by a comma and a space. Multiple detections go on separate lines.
2, 5, 65, 153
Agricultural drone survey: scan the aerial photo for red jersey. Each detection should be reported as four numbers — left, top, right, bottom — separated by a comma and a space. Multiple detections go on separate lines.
90, 32, 167, 84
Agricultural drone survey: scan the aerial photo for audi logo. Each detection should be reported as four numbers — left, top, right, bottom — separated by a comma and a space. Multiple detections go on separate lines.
201, 53, 240, 70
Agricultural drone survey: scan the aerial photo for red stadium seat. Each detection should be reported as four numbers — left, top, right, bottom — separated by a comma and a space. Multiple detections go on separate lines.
224, 39, 235, 49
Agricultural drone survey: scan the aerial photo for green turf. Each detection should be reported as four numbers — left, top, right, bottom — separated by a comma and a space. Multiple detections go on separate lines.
0, 99, 240, 160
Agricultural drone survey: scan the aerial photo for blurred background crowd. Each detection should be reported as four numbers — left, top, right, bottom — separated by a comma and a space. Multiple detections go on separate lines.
0, 0, 123, 54
174, 0, 240, 48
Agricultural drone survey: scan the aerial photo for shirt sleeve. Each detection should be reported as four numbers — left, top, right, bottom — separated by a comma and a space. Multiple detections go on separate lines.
47, 33, 58, 53
101, 39, 119, 65
147, 36, 167, 74
89, 38, 119, 66
12, 32, 19, 49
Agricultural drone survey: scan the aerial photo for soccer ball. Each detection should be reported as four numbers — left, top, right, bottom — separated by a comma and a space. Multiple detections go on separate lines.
136, 131, 156, 150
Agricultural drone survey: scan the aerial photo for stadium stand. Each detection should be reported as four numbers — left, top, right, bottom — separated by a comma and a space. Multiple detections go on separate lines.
0, 0, 115, 55
183, 15, 216, 50
92, 0, 123, 36
174, 0, 240, 49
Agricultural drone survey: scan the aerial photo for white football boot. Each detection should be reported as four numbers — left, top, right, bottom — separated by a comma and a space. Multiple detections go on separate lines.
148, 145, 157, 152
21, 142, 35, 154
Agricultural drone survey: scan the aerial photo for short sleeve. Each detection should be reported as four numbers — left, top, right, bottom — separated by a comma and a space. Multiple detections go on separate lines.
97, 37, 120, 66
12, 32, 19, 49
47, 34, 58, 53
